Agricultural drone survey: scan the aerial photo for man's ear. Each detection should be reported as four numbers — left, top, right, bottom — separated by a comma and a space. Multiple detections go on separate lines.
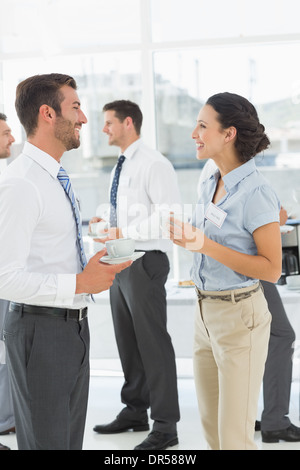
125, 116, 133, 129
224, 126, 237, 143
39, 105, 55, 123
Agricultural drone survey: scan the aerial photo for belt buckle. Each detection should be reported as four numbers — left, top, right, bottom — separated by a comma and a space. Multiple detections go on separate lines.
78, 308, 84, 321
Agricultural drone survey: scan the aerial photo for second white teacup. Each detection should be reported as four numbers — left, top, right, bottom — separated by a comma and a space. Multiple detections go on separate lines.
106, 238, 135, 258
90, 221, 108, 236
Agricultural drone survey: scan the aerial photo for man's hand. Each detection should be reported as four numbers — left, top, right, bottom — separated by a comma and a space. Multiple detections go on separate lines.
279, 206, 288, 226
76, 248, 132, 294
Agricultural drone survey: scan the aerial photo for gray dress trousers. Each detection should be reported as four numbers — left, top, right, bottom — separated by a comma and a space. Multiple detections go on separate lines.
260, 280, 296, 431
0, 299, 15, 434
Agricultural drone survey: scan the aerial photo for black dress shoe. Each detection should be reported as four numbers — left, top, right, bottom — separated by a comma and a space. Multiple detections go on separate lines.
262, 423, 300, 443
0, 442, 10, 450
93, 416, 149, 434
0, 427, 15, 435
134, 431, 178, 450
255, 420, 261, 431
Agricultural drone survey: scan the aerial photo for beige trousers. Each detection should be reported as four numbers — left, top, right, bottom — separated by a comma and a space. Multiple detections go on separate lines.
193, 283, 271, 450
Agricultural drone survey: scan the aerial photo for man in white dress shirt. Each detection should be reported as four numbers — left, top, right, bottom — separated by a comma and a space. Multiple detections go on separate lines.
0, 75, 131, 450
0, 114, 15, 451
92, 100, 181, 450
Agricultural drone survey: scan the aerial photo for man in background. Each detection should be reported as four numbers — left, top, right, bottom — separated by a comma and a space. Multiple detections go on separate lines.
92, 100, 181, 450
0, 113, 16, 451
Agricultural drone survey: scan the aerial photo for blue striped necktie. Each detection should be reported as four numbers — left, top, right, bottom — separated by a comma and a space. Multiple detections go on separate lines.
57, 167, 87, 270
110, 155, 125, 227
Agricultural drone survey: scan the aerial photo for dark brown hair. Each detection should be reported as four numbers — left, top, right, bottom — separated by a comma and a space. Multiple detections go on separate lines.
103, 100, 143, 135
206, 92, 270, 163
15, 73, 77, 137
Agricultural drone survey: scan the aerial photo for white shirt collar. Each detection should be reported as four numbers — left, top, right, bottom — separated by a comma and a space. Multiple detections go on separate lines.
22, 141, 61, 179
121, 138, 141, 161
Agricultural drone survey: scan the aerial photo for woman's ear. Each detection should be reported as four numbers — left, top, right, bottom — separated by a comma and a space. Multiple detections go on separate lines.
225, 126, 237, 142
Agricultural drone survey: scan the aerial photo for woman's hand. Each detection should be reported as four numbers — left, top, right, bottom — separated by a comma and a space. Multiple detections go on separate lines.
94, 227, 124, 243
168, 216, 205, 252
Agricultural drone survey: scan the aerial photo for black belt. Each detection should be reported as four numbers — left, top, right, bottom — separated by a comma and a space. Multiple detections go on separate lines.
10, 302, 88, 322
135, 250, 163, 253
196, 283, 261, 303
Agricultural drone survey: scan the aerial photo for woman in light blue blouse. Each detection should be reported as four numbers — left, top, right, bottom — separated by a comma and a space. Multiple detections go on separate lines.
169, 92, 282, 450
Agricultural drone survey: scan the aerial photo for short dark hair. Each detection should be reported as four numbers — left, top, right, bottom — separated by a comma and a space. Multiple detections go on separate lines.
103, 100, 143, 135
0, 113, 7, 122
206, 92, 270, 163
15, 73, 77, 137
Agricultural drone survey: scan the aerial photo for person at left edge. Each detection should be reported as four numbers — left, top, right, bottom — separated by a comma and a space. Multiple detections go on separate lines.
0, 114, 16, 451
0, 74, 132, 450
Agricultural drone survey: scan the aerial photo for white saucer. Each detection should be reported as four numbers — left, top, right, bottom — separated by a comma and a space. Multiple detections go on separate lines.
88, 232, 107, 239
101, 251, 145, 265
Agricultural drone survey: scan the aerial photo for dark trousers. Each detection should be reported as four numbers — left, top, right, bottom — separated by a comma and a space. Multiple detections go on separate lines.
0, 299, 15, 433
3, 308, 90, 450
109, 251, 180, 433
261, 281, 296, 431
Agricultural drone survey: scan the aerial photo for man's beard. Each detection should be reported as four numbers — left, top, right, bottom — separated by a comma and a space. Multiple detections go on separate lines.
54, 116, 80, 151
0, 149, 10, 159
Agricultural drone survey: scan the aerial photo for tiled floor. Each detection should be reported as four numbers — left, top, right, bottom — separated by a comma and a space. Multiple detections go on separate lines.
2, 358, 300, 451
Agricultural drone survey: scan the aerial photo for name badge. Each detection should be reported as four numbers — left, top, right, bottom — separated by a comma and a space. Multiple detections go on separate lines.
205, 202, 227, 228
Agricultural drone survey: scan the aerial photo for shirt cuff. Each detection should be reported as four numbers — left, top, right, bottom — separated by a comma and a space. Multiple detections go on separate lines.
54, 274, 76, 306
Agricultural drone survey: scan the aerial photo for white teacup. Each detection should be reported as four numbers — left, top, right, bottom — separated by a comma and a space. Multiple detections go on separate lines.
106, 238, 135, 258
159, 210, 191, 236
286, 274, 300, 288
90, 221, 108, 236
